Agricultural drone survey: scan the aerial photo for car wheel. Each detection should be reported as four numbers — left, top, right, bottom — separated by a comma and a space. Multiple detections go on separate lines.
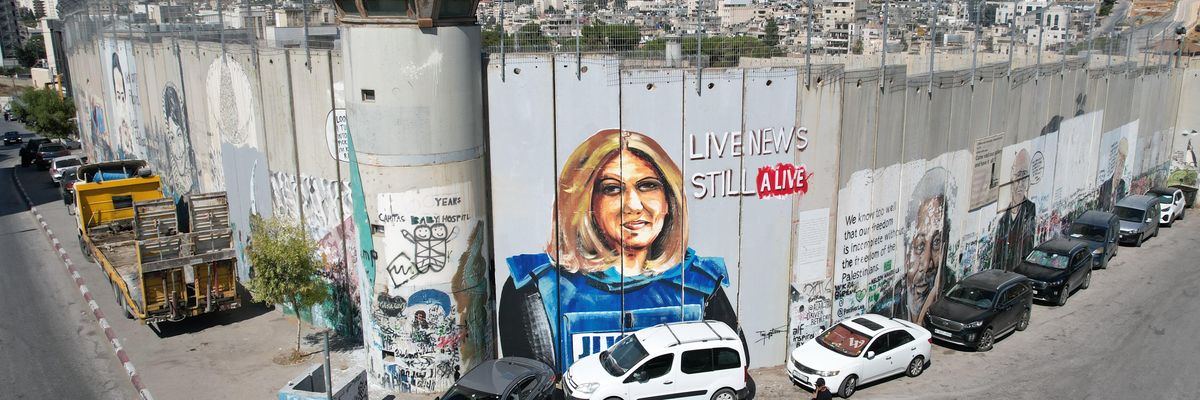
78, 235, 94, 262
1055, 287, 1069, 306
1179, 208, 1186, 220
976, 328, 994, 352
111, 280, 133, 319
1081, 271, 1092, 290
1016, 308, 1030, 331
1134, 233, 1143, 247
710, 388, 736, 400
838, 375, 858, 398
905, 356, 926, 377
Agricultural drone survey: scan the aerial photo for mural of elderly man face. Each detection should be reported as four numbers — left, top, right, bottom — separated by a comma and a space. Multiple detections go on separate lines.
907, 196, 944, 317
1011, 149, 1031, 206
903, 167, 952, 323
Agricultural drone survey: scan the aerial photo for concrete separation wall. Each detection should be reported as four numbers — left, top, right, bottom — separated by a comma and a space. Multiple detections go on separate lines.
64, 30, 1189, 393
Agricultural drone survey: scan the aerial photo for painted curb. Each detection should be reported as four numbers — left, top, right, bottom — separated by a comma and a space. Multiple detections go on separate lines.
10, 170, 155, 400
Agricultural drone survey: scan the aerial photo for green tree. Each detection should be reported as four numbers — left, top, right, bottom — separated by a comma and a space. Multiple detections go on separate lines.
851, 38, 863, 54
17, 35, 45, 68
515, 23, 551, 51
764, 17, 781, 48
482, 28, 508, 49
10, 88, 76, 140
246, 215, 329, 354
581, 23, 640, 51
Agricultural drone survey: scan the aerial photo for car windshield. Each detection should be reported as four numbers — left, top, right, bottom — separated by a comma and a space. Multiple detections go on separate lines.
40, 145, 65, 152
602, 334, 646, 376
944, 284, 997, 309
440, 385, 501, 400
816, 324, 871, 357
1114, 206, 1144, 222
4, 132, 15, 137
1067, 224, 1106, 242
1025, 249, 1070, 269
57, 158, 82, 168
1158, 195, 1173, 204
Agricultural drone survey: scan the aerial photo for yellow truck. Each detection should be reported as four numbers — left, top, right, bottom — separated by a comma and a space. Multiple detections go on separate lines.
74, 160, 241, 326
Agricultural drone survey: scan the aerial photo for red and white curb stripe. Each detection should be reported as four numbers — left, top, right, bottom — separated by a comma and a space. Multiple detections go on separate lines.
11, 171, 154, 400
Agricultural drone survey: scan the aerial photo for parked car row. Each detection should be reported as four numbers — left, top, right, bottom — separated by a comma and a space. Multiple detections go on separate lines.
436, 188, 1192, 400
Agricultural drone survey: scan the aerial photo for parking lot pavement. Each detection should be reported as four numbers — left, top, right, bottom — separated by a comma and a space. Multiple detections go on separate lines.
3, 139, 363, 400
747, 211, 1200, 399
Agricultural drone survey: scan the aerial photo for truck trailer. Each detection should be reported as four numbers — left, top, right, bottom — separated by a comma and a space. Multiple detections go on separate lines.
74, 160, 241, 326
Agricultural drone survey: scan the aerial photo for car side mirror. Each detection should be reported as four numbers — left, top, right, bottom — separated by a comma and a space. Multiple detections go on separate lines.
865, 351, 875, 360
635, 371, 649, 383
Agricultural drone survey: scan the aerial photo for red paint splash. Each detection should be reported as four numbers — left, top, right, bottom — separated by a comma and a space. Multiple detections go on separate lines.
756, 163, 814, 199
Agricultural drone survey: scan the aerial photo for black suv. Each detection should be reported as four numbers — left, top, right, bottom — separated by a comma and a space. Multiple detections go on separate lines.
1015, 238, 1093, 306
2, 131, 19, 145
924, 269, 1032, 352
18, 138, 50, 166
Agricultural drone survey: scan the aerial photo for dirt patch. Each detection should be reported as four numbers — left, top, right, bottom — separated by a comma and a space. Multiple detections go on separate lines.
272, 350, 312, 366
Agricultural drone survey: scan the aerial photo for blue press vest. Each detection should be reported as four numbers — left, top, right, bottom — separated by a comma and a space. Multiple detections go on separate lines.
507, 248, 729, 372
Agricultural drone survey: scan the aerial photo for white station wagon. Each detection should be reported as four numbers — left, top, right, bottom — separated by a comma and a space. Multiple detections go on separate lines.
564, 320, 750, 400
788, 314, 932, 398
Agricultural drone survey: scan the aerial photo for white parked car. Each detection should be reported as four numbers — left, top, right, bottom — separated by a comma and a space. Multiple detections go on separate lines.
1149, 186, 1186, 226
563, 320, 749, 400
787, 314, 932, 398
49, 155, 84, 183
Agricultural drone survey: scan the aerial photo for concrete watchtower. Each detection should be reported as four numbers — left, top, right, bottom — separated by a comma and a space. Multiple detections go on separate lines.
332, 0, 492, 394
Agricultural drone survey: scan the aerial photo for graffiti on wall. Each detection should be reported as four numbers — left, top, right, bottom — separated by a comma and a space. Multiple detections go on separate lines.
153, 83, 199, 195
687, 127, 813, 199
369, 182, 487, 393
833, 167, 901, 321
1097, 122, 1138, 211
270, 171, 361, 335
789, 278, 832, 348
102, 39, 145, 160
497, 130, 741, 372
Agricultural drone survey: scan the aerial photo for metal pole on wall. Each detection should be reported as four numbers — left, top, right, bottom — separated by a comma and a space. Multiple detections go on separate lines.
1008, 19, 1015, 76
499, 0, 505, 81
218, 0, 226, 56
928, 0, 938, 93
696, 0, 703, 95
303, 0, 311, 69
1143, 30, 1150, 69
1106, 32, 1112, 70
970, 0, 979, 86
1086, 10, 1095, 64
880, 0, 888, 89
805, 0, 813, 87
1035, 8, 1043, 80
574, 0, 580, 79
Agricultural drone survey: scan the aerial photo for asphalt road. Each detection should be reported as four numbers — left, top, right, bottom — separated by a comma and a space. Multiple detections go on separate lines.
0, 128, 134, 398
753, 209, 1200, 399
1, 123, 364, 399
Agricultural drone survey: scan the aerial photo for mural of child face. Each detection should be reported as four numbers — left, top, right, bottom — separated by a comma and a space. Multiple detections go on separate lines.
907, 196, 944, 313
592, 149, 668, 258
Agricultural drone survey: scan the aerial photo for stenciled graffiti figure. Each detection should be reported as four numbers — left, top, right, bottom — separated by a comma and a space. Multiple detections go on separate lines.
872, 167, 955, 324
499, 129, 742, 373
1099, 137, 1130, 212
386, 223, 458, 289
994, 149, 1037, 272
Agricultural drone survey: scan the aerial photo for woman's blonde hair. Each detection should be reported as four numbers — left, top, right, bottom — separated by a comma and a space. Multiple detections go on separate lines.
547, 129, 688, 274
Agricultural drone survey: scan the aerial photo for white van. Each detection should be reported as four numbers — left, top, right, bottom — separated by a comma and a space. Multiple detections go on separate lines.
563, 320, 749, 400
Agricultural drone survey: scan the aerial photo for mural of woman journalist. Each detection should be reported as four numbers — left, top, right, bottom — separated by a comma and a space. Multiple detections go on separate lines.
498, 129, 741, 372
